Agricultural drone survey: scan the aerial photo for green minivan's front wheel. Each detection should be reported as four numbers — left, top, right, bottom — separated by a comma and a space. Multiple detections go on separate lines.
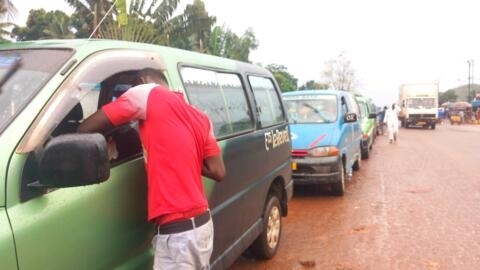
249, 195, 282, 259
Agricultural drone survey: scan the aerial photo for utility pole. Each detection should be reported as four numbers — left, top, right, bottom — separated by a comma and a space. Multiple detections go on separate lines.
467, 59, 474, 101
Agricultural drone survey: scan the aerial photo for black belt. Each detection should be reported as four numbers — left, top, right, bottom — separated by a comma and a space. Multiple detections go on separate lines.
157, 211, 211, 235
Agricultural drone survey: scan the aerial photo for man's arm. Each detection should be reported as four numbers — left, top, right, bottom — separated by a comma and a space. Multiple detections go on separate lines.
202, 155, 226, 182
77, 109, 114, 134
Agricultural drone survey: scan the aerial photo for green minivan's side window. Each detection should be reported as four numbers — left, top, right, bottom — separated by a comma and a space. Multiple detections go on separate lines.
248, 76, 284, 127
346, 93, 360, 115
357, 99, 366, 118
180, 67, 253, 137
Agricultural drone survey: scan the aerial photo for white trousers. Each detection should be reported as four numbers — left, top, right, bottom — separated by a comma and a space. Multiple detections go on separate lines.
152, 218, 214, 270
387, 123, 398, 141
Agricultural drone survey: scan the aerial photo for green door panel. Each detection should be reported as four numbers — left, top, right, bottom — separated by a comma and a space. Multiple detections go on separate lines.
0, 209, 18, 270
8, 157, 154, 270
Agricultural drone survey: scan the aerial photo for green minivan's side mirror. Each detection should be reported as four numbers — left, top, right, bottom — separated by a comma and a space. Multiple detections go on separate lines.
35, 133, 110, 188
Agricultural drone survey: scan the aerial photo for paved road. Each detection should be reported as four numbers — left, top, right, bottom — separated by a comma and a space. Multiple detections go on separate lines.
231, 123, 480, 270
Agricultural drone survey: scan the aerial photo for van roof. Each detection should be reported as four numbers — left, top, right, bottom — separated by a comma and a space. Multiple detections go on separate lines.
0, 39, 272, 77
282, 89, 349, 97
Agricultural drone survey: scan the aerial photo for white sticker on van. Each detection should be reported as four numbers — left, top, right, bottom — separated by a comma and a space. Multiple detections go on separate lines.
264, 126, 290, 151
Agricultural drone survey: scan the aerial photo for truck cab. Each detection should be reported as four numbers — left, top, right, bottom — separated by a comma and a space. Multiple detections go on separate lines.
398, 83, 439, 129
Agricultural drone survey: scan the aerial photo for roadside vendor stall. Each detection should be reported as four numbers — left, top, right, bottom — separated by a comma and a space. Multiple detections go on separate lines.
449, 101, 472, 124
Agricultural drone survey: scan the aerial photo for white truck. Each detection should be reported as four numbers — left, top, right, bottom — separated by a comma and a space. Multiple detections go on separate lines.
398, 83, 439, 129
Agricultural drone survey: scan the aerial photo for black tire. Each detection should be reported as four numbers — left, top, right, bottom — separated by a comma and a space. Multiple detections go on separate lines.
332, 160, 346, 196
249, 195, 282, 259
352, 154, 361, 172
431, 124, 436, 130
361, 147, 369, 159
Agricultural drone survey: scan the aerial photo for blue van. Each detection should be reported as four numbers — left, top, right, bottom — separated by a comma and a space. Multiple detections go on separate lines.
282, 90, 362, 195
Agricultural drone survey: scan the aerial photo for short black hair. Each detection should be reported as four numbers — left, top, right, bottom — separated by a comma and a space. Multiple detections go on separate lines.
135, 68, 168, 86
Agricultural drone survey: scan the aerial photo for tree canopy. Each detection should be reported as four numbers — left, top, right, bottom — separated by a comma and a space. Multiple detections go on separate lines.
9, 0, 259, 63
266, 64, 298, 92
298, 80, 329, 90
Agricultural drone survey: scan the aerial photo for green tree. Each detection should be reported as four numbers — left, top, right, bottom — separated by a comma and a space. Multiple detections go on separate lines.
266, 64, 297, 92
98, 0, 182, 44
100, 15, 160, 43
11, 9, 74, 41
42, 12, 75, 39
66, 0, 113, 38
439, 89, 458, 105
207, 25, 258, 62
208, 25, 223, 55
128, 0, 180, 43
167, 0, 216, 52
224, 27, 257, 61
299, 80, 329, 90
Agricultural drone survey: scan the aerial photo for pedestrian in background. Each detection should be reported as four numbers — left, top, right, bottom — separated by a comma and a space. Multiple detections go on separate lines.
438, 108, 445, 124
78, 68, 226, 270
384, 103, 399, 143
377, 106, 388, 135
458, 110, 465, 124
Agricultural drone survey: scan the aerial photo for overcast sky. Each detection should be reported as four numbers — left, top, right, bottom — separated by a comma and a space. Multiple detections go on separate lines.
13, 0, 480, 106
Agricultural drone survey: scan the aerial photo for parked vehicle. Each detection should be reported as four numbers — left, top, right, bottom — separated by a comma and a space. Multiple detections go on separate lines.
449, 111, 463, 125
0, 39, 293, 270
398, 83, 439, 129
354, 94, 377, 159
282, 89, 362, 196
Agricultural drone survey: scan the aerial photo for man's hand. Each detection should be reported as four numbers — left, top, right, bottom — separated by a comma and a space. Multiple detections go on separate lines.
107, 136, 119, 160
202, 155, 226, 182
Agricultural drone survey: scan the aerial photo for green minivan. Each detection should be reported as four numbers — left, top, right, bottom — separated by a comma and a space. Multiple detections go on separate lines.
354, 95, 377, 159
0, 39, 293, 270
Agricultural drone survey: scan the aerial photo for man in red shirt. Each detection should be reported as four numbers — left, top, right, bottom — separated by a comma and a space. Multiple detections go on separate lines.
78, 68, 225, 269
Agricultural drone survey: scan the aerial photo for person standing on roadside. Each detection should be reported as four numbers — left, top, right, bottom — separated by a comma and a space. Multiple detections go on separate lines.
78, 68, 226, 270
377, 106, 388, 135
384, 103, 400, 143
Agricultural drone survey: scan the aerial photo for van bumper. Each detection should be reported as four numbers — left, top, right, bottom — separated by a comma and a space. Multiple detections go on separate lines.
405, 117, 437, 127
291, 156, 341, 185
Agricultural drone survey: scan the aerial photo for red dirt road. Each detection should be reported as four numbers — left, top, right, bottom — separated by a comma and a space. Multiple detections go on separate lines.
230, 123, 480, 270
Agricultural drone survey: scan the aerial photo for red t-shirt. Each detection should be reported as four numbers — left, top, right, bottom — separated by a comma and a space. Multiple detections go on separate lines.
102, 84, 221, 222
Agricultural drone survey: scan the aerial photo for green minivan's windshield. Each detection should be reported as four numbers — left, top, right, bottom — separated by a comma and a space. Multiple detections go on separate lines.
0, 49, 72, 134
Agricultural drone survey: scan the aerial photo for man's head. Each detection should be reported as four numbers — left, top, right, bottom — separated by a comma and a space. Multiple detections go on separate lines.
134, 68, 169, 87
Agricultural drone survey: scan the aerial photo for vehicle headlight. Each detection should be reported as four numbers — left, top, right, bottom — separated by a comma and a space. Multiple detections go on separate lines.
308, 146, 340, 157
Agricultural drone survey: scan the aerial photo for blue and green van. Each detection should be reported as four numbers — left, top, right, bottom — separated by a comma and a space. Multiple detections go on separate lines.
282, 90, 362, 196
0, 39, 293, 270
